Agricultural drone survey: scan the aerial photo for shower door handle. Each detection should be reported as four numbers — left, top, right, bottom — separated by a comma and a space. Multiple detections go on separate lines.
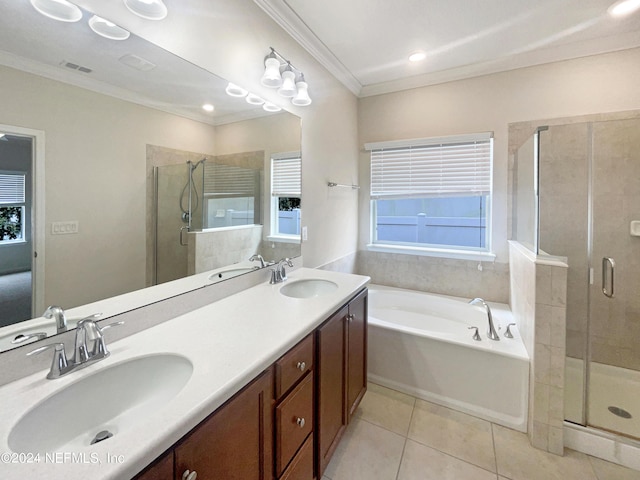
180, 226, 190, 246
602, 257, 615, 298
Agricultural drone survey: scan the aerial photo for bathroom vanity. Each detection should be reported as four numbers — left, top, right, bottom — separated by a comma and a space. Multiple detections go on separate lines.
135, 287, 368, 480
0, 268, 369, 480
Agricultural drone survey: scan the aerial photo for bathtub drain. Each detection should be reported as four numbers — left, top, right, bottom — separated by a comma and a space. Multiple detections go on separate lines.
608, 406, 632, 419
90, 430, 114, 445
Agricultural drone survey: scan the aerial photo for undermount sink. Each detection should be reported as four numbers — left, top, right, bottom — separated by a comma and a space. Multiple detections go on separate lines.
8, 354, 192, 453
279, 279, 339, 299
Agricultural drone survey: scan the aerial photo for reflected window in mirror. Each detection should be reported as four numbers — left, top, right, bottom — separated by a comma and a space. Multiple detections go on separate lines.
0, 172, 26, 244
270, 153, 301, 242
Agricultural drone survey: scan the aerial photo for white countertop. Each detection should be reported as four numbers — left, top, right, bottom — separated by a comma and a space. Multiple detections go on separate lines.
0, 268, 370, 479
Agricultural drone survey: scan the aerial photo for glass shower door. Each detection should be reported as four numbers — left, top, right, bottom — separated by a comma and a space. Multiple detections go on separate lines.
587, 118, 640, 439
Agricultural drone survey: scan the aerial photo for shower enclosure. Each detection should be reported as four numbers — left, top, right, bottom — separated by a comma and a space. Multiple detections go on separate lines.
154, 158, 262, 285
515, 117, 640, 440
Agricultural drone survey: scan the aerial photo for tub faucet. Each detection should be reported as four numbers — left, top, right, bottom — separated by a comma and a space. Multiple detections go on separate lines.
43, 306, 67, 334
468, 298, 500, 341
249, 254, 266, 268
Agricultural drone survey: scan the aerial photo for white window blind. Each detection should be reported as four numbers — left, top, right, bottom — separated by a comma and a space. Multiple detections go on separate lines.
368, 134, 492, 199
271, 155, 301, 197
0, 173, 26, 204
203, 163, 258, 196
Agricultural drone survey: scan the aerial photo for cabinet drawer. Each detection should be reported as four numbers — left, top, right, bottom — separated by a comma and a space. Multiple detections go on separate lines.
276, 372, 313, 476
275, 334, 314, 399
279, 435, 314, 480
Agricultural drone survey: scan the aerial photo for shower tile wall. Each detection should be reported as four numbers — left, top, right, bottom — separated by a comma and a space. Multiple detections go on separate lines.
188, 226, 263, 274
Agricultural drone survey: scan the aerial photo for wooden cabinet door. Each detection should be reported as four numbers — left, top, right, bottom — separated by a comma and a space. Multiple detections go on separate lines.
346, 289, 368, 419
316, 305, 347, 477
134, 450, 173, 480
175, 368, 274, 480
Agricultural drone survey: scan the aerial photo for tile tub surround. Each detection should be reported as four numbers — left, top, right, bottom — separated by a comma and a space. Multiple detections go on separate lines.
509, 241, 568, 455
357, 250, 510, 303
323, 383, 640, 480
0, 267, 370, 479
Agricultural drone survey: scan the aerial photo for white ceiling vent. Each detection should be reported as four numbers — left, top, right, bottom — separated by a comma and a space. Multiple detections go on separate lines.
59, 60, 93, 74
118, 53, 156, 72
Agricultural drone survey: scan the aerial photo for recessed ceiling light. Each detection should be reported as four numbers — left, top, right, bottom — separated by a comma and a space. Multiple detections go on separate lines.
122, 0, 168, 21
409, 51, 427, 63
202, 104, 214, 112
245, 93, 265, 105
30, 0, 82, 22
608, 0, 640, 16
88, 15, 130, 40
225, 83, 249, 97
263, 102, 282, 113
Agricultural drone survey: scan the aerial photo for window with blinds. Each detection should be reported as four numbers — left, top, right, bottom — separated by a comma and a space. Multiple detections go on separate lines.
271, 154, 301, 238
0, 172, 26, 243
366, 133, 492, 253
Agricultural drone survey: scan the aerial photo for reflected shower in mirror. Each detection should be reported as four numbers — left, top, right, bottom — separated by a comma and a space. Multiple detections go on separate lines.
0, 1, 301, 352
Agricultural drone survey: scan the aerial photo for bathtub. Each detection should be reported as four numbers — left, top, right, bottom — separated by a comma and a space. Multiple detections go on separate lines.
367, 284, 529, 432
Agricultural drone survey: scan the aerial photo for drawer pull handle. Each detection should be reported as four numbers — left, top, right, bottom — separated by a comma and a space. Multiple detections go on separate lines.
182, 470, 197, 480
296, 417, 306, 428
296, 361, 306, 371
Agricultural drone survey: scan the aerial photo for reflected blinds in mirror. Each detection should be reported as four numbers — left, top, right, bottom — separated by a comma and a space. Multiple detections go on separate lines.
204, 163, 259, 196
271, 155, 301, 197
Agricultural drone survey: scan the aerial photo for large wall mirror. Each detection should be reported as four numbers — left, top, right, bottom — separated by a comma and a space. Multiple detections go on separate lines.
0, 2, 301, 352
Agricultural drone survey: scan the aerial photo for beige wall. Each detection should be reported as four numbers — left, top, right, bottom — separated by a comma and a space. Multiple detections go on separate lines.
358, 48, 640, 272
0, 65, 217, 309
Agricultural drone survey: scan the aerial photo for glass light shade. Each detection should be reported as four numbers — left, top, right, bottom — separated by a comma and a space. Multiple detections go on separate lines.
88, 15, 131, 40
245, 93, 265, 105
408, 51, 427, 62
123, 0, 168, 20
30, 0, 82, 22
202, 104, 214, 112
261, 57, 282, 87
277, 69, 297, 98
225, 83, 248, 97
263, 102, 282, 112
291, 80, 312, 106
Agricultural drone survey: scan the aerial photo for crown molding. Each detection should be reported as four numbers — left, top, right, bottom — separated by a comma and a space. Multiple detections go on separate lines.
253, 0, 362, 96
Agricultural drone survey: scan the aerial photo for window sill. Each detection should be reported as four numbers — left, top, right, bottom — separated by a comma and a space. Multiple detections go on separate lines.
0, 239, 26, 247
267, 235, 300, 244
366, 243, 496, 262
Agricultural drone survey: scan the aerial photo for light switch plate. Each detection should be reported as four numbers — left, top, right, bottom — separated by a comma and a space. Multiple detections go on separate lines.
51, 221, 79, 235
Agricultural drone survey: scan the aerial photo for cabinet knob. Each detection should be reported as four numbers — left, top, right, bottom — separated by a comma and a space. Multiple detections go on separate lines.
296, 361, 306, 371
182, 470, 197, 480
347, 314, 354, 322
296, 417, 306, 428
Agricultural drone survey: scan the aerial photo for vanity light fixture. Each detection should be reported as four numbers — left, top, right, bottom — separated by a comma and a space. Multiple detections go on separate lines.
608, 0, 640, 16
261, 47, 312, 107
202, 104, 214, 112
123, 0, 168, 21
88, 15, 131, 40
225, 82, 249, 98
30, 0, 82, 22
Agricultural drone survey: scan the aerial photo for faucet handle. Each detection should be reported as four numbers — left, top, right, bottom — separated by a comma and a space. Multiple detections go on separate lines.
27, 342, 70, 379
89, 321, 124, 357
504, 323, 516, 339
468, 326, 482, 341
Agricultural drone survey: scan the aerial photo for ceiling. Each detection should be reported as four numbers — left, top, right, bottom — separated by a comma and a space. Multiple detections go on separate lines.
255, 0, 640, 97
0, 1, 274, 125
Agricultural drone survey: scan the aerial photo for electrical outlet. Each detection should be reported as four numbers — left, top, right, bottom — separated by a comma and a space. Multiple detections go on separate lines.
51, 221, 79, 235
302, 226, 308, 241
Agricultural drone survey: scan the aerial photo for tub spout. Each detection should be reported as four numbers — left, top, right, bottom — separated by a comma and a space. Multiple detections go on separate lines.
468, 298, 500, 341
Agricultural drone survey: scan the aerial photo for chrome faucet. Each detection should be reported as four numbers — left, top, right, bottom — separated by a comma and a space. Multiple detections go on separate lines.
468, 298, 500, 341
43, 305, 67, 334
249, 254, 266, 268
27, 317, 124, 379
270, 258, 294, 284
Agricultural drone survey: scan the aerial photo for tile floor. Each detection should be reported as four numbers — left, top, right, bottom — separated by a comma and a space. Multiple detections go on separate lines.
322, 383, 640, 480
